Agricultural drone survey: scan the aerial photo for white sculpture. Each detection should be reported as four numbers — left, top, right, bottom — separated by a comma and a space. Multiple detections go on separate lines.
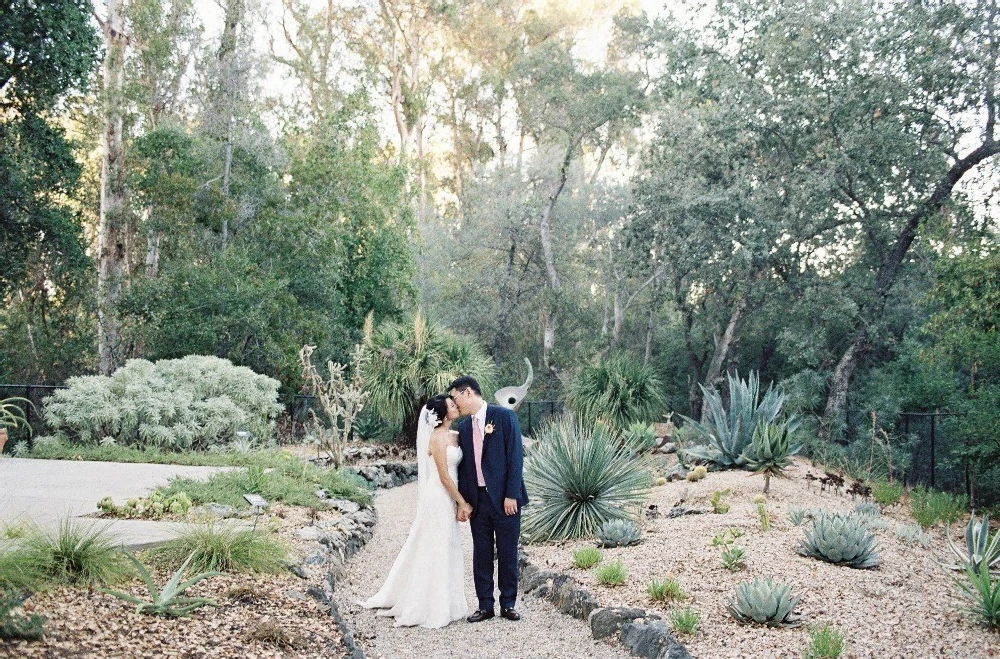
494, 358, 534, 411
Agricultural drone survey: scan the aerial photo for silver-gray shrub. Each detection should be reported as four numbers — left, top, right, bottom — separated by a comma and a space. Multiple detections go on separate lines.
44, 356, 282, 451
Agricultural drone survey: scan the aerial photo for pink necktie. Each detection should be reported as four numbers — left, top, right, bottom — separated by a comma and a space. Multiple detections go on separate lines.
473, 418, 486, 486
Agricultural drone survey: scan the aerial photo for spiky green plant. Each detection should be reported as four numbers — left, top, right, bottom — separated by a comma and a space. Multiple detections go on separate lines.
798, 513, 880, 569
895, 523, 930, 548
955, 562, 1000, 631
853, 502, 881, 517
623, 421, 658, 453
595, 560, 627, 586
352, 414, 386, 441
946, 513, 1000, 572
21, 519, 127, 585
150, 524, 287, 574
573, 546, 602, 569
721, 546, 746, 571
745, 420, 802, 493
668, 606, 700, 634
566, 354, 665, 433
101, 551, 220, 616
523, 419, 652, 542
681, 371, 798, 470
787, 506, 809, 526
803, 625, 845, 659
728, 578, 802, 626
0, 397, 33, 435
647, 577, 684, 602
596, 519, 642, 548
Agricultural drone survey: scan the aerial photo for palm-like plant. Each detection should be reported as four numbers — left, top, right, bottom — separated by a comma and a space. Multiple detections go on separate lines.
744, 420, 802, 493
361, 311, 494, 442
522, 418, 653, 542
681, 371, 797, 469
102, 551, 220, 616
566, 354, 665, 434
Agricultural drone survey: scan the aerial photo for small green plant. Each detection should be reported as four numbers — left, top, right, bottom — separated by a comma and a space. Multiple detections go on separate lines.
668, 606, 700, 634
0, 591, 45, 641
721, 545, 747, 571
757, 502, 772, 531
244, 465, 268, 493
798, 513, 880, 569
710, 489, 731, 514
573, 546, 602, 569
955, 562, 1000, 631
647, 577, 684, 602
596, 519, 642, 548
871, 480, 904, 508
595, 559, 627, 586
623, 422, 658, 453
101, 551, 220, 616
352, 414, 386, 442
0, 397, 33, 437
728, 578, 801, 627
744, 420, 801, 493
2, 522, 30, 540
946, 513, 1000, 572
895, 523, 931, 548
21, 519, 127, 585
711, 528, 745, 547
150, 524, 287, 574
853, 502, 881, 517
910, 486, 968, 529
98, 492, 193, 520
803, 624, 845, 659
787, 506, 809, 526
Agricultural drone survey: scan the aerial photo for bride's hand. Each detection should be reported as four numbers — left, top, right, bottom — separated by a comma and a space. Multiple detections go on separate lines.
458, 502, 473, 520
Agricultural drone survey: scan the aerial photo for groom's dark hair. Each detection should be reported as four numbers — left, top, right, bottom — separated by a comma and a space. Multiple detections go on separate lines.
448, 375, 482, 396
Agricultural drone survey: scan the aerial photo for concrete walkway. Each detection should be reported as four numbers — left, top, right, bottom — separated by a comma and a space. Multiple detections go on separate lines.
332, 482, 631, 659
0, 458, 231, 548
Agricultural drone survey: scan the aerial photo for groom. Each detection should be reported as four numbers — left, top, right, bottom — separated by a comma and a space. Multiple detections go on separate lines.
449, 375, 528, 623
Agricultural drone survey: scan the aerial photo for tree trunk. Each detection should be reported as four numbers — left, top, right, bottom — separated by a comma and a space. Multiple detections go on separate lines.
644, 305, 656, 366
702, 291, 747, 393
97, 0, 129, 376
217, 0, 244, 250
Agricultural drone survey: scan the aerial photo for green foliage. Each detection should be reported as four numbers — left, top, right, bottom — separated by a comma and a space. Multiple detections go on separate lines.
20, 519, 127, 586
150, 525, 286, 574
681, 371, 796, 470
728, 578, 801, 627
803, 625, 845, 659
0, 398, 32, 434
872, 480, 904, 509
595, 560, 627, 586
710, 489, 731, 514
101, 551, 220, 617
946, 514, 1000, 573
523, 418, 652, 542
44, 356, 282, 451
745, 420, 802, 493
647, 578, 684, 603
623, 422, 658, 453
757, 502, 772, 532
27, 441, 291, 468
955, 562, 1000, 631
572, 546, 602, 569
98, 492, 193, 520
566, 354, 665, 433
854, 502, 881, 517
596, 519, 642, 548
910, 487, 968, 529
0, 591, 45, 641
895, 523, 931, 548
720, 546, 746, 572
668, 606, 700, 635
353, 414, 386, 442
711, 528, 745, 547
797, 513, 880, 569
0, 545, 46, 594
787, 507, 809, 526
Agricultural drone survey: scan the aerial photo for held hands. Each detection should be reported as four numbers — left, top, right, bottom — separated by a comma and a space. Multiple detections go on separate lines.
503, 497, 518, 516
456, 501, 473, 522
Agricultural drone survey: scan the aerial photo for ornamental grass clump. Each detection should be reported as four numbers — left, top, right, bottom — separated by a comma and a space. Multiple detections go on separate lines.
596, 560, 627, 586
669, 606, 700, 635
566, 354, 665, 434
803, 625, 845, 659
21, 518, 127, 586
728, 578, 802, 627
798, 513, 880, 569
573, 547, 602, 569
523, 419, 652, 542
647, 577, 684, 603
151, 524, 287, 574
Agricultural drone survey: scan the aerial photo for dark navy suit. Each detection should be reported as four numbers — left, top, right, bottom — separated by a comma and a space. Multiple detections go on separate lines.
457, 404, 528, 611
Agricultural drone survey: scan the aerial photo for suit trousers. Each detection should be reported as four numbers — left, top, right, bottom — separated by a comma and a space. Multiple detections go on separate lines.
470, 486, 520, 611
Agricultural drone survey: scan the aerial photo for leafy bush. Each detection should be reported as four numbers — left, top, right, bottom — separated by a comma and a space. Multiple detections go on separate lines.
946, 513, 1000, 572
596, 519, 642, 548
681, 371, 797, 470
566, 354, 665, 433
955, 562, 1000, 631
21, 519, 127, 585
523, 419, 652, 542
803, 625, 845, 659
745, 420, 802, 493
26, 441, 292, 467
721, 546, 746, 571
669, 606, 700, 634
150, 525, 287, 574
98, 492, 193, 520
728, 578, 801, 627
872, 479, 904, 508
595, 560, 627, 586
44, 356, 282, 451
573, 547, 602, 569
647, 578, 684, 602
910, 486, 968, 529
102, 551, 220, 617
798, 513, 880, 569
0, 591, 45, 641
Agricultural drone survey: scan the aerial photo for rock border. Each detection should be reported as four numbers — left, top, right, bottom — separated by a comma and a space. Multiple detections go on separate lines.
518, 550, 692, 659
343, 461, 417, 489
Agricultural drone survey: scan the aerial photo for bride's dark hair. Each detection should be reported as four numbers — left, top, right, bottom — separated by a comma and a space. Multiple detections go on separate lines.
424, 395, 450, 427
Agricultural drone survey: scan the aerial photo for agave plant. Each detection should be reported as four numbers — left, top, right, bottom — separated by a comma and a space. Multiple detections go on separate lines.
566, 354, 665, 433
798, 513, 880, 569
744, 420, 802, 493
946, 513, 1000, 573
728, 578, 802, 626
681, 371, 798, 470
522, 418, 652, 542
596, 519, 642, 548
101, 551, 220, 616
622, 421, 658, 454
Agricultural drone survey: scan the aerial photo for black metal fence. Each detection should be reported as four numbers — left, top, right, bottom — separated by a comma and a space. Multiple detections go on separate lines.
517, 401, 563, 437
0, 383, 66, 449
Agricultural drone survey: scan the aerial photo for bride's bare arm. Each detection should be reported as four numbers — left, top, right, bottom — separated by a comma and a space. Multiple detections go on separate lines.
430, 434, 472, 515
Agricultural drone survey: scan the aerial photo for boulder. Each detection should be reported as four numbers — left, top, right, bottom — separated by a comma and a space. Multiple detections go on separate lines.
620, 619, 692, 659
589, 607, 648, 640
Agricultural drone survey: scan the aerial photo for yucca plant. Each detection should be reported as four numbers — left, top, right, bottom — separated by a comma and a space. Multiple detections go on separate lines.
596, 519, 642, 548
955, 562, 1000, 630
946, 513, 1000, 573
798, 513, 880, 569
728, 578, 802, 626
523, 419, 652, 542
744, 420, 802, 493
566, 354, 665, 434
101, 551, 220, 616
681, 371, 798, 470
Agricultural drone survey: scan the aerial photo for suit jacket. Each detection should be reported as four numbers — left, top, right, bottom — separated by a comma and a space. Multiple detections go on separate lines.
457, 404, 529, 515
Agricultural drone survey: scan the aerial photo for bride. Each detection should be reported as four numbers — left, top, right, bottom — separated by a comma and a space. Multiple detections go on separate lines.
359, 394, 472, 628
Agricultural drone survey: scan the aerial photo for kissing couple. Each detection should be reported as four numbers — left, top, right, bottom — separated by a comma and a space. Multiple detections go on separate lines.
360, 375, 529, 629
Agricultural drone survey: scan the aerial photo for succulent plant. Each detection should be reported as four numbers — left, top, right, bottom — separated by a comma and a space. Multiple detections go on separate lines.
947, 513, 1000, 572
728, 578, 802, 626
786, 506, 809, 526
744, 420, 802, 493
686, 465, 707, 482
854, 502, 881, 517
798, 512, 880, 569
596, 519, 642, 548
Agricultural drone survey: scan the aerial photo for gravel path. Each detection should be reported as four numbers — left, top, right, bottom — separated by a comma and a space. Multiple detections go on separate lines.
332, 483, 632, 659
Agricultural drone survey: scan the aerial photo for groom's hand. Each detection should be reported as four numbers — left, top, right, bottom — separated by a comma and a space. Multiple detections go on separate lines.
504, 498, 518, 516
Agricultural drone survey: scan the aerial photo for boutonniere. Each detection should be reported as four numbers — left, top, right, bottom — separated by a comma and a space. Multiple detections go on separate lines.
484, 422, 495, 436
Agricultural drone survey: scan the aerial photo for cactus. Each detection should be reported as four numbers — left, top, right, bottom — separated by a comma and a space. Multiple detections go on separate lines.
947, 513, 1000, 572
686, 466, 708, 482
596, 519, 642, 548
798, 512, 880, 569
728, 578, 802, 626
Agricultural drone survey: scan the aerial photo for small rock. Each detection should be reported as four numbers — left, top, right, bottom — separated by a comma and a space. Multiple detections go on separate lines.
657, 442, 677, 454
305, 551, 330, 566
283, 589, 309, 601
189, 503, 236, 520
315, 488, 328, 499
665, 465, 687, 482
667, 505, 706, 518
589, 607, 648, 640
298, 526, 323, 542
620, 619, 692, 659
327, 499, 360, 514
290, 564, 311, 579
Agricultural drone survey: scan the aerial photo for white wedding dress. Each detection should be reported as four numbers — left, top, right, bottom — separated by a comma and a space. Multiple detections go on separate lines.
360, 410, 470, 628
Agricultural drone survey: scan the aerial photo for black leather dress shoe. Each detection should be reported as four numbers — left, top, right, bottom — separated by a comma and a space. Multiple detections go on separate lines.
467, 609, 495, 623
500, 607, 521, 621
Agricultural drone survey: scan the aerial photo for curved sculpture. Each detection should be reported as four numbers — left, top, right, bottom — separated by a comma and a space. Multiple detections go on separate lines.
494, 358, 534, 411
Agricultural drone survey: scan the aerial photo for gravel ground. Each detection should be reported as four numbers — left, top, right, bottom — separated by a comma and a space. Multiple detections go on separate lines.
332, 483, 633, 659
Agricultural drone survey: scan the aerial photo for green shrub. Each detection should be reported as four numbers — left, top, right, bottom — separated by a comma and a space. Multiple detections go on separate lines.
102, 551, 220, 617
21, 519, 127, 585
573, 546, 602, 569
910, 486, 968, 529
647, 578, 684, 602
150, 525, 287, 574
595, 560, 627, 586
0, 591, 45, 641
27, 441, 292, 467
668, 606, 700, 635
566, 354, 665, 433
43, 356, 282, 450
872, 480, 904, 508
728, 578, 801, 627
681, 371, 797, 470
955, 562, 1000, 631
721, 546, 746, 571
522, 419, 652, 542
803, 625, 845, 659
